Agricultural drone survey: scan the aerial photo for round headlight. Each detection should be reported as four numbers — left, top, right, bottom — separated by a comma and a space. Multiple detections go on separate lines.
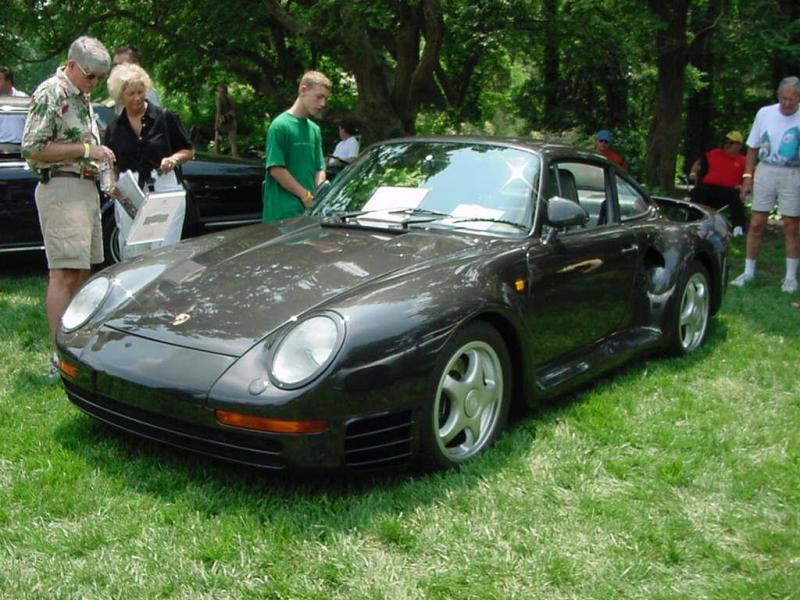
61, 276, 111, 332
270, 314, 344, 389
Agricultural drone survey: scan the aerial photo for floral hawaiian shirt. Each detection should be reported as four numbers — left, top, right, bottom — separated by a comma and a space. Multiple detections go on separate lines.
21, 66, 101, 175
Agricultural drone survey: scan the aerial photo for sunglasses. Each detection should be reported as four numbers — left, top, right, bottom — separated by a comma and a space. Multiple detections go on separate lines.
75, 62, 104, 82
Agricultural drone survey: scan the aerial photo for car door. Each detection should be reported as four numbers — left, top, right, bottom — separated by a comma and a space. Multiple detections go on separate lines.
0, 153, 42, 251
524, 160, 640, 365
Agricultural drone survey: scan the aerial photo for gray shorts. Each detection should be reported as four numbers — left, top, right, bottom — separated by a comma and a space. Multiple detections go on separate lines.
751, 164, 800, 217
35, 178, 104, 269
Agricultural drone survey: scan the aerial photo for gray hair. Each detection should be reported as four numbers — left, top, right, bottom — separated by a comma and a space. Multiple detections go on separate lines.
107, 63, 153, 105
777, 76, 800, 95
68, 36, 111, 74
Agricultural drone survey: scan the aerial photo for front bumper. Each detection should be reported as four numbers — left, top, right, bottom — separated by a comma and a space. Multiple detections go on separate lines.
57, 328, 421, 472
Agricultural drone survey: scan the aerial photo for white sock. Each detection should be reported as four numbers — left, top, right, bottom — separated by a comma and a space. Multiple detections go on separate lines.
744, 259, 756, 276
786, 258, 799, 281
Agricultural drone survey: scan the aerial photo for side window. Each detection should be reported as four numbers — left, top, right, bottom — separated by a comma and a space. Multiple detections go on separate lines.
553, 162, 610, 228
616, 175, 650, 219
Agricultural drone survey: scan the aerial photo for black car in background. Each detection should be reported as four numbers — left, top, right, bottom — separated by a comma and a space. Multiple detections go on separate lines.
0, 96, 264, 265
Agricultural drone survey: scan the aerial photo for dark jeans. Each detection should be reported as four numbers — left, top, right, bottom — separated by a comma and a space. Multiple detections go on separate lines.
690, 184, 746, 229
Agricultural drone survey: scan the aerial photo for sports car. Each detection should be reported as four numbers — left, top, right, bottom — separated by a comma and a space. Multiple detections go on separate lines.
55, 137, 729, 472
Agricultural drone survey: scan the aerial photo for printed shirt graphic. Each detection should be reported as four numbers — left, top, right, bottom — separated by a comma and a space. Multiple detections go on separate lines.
21, 66, 101, 175
746, 103, 800, 167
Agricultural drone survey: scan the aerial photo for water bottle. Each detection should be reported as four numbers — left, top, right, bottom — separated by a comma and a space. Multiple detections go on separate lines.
99, 160, 116, 193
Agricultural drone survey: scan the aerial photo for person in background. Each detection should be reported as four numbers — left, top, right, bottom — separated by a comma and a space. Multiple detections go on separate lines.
0, 65, 29, 143
104, 63, 194, 259
0, 65, 26, 97
111, 45, 161, 110
732, 76, 800, 294
326, 117, 360, 180
688, 130, 747, 236
263, 70, 330, 222
20, 36, 115, 375
105, 63, 193, 189
214, 83, 239, 157
594, 129, 627, 171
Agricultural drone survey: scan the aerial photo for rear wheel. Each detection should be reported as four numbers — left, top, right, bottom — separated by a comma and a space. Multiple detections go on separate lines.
420, 322, 511, 470
668, 260, 711, 355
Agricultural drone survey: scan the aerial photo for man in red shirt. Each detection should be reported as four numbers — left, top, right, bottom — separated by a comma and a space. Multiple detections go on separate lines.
688, 131, 747, 236
594, 130, 627, 171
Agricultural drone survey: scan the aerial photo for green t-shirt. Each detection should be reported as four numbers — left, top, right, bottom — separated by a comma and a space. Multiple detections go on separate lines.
262, 111, 325, 222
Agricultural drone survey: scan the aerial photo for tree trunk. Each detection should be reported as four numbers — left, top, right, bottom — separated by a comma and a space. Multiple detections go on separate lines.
682, 0, 723, 178
542, 0, 563, 129
645, 1, 691, 193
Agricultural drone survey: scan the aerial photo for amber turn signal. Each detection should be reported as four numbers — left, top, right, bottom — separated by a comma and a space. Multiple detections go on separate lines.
58, 359, 78, 378
215, 410, 329, 434
514, 278, 526, 292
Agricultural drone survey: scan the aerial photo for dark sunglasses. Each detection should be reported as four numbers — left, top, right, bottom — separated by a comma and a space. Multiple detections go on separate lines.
76, 62, 104, 81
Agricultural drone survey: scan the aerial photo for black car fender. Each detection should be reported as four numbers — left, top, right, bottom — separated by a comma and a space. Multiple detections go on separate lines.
631, 222, 723, 333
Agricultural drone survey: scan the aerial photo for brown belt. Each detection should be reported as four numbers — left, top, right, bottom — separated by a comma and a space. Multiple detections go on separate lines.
51, 170, 97, 182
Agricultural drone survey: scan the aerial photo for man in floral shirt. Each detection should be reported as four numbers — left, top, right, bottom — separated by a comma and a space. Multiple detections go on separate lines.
21, 36, 116, 374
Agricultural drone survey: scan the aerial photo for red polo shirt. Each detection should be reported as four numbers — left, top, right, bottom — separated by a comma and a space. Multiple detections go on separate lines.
702, 148, 745, 188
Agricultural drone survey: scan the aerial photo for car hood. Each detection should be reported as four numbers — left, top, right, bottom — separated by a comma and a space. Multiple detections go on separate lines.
104, 219, 494, 356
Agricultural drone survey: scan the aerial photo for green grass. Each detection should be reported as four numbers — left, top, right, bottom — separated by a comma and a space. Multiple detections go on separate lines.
1, 229, 799, 600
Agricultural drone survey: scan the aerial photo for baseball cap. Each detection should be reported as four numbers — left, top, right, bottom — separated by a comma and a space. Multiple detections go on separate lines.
725, 130, 743, 143
596, 130, 612, 142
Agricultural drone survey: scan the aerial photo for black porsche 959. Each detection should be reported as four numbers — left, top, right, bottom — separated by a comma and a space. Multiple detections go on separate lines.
54, 137, 728, 472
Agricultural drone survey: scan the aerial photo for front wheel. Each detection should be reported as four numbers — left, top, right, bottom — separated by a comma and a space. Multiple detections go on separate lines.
420, 322, 511, 470
668, 260, 711, 355
101, 212, 123, 266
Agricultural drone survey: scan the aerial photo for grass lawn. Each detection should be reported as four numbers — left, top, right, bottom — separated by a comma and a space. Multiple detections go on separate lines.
0, 229, 798, 599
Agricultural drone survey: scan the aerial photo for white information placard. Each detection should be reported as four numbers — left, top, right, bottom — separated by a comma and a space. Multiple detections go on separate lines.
126, 190, 186, 246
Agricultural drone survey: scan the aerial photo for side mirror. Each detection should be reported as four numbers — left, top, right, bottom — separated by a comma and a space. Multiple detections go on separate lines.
546, 196, 589, 228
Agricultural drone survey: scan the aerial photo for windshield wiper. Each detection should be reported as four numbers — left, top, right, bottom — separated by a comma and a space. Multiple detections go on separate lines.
449, 217, 529, 231
388, 207, 451, 219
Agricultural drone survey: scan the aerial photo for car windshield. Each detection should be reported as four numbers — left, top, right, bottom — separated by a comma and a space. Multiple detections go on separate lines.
312, 141, 540, 235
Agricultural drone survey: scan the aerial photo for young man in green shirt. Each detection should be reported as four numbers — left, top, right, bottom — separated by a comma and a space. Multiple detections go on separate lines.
263, 71, 331, 222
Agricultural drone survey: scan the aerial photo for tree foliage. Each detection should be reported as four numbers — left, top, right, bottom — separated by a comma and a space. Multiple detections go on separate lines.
2, 0, 799, 190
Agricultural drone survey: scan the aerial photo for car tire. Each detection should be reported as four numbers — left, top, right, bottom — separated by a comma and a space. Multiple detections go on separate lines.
101, 211, 123, 266
667, 260, 711, 355
420, 321, 511, 470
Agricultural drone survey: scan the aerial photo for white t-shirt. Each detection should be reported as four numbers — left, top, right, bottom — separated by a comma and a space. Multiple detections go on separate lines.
331, 136, 359, 161
746, 103, 800, 167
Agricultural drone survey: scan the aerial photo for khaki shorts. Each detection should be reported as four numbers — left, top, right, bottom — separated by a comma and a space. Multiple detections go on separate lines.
751, 164, 800, 217
35, 178, 104, 269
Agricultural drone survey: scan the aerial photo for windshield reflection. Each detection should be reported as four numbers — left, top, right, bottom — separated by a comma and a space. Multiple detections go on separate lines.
312, 141, 540, 235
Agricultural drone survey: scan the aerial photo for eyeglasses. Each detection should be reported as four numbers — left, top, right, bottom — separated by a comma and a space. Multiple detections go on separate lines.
75, 62, 104, 82
724, 140, 741, 146
597, 139, 610, 144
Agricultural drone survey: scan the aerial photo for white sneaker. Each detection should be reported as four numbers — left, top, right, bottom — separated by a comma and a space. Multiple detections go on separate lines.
732, 226, 743, 237
731, 272, 754, 287
781, 278, 798, 293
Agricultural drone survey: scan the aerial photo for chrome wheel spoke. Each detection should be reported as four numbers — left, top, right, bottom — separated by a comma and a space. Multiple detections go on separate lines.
434, 340, 504, 461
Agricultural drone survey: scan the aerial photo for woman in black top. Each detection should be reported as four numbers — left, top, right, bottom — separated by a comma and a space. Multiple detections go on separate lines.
105, 63, 193, 190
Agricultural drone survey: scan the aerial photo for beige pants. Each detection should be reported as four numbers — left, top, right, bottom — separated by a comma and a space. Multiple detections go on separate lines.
35, 177, 103, 269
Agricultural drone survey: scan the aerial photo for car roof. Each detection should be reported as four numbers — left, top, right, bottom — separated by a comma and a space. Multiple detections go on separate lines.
0, 96, 30, 113
376, 135, 607, 164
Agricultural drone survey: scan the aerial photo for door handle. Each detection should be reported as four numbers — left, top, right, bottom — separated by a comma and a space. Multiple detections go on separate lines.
621, 244, 638, 254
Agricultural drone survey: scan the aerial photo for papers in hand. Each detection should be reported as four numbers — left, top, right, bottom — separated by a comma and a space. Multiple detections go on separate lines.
115, 170, 146, 219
